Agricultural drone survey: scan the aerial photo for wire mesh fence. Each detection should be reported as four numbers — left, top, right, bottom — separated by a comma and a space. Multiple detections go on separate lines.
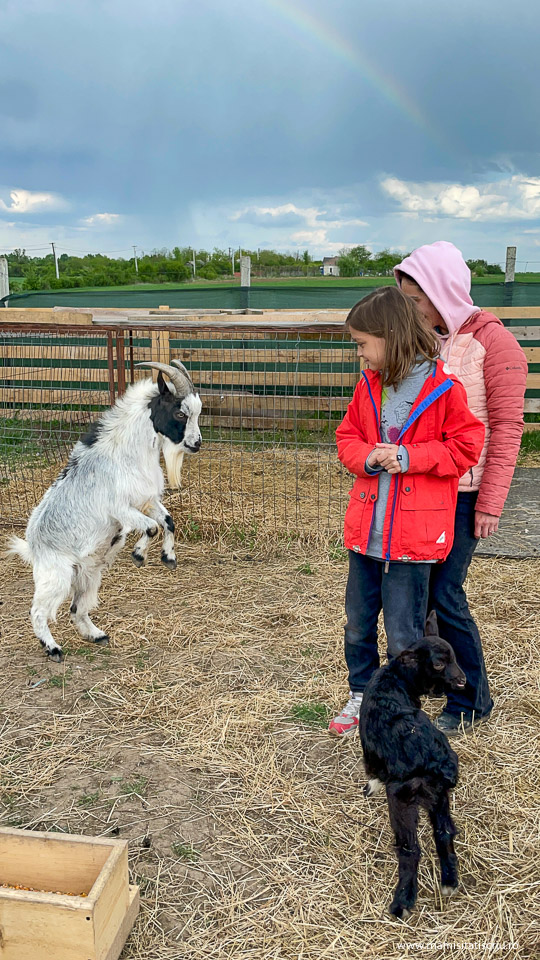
0, 322, 357, 540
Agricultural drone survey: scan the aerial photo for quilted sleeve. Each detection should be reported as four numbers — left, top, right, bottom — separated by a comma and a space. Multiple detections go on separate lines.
475, 323, 527, 516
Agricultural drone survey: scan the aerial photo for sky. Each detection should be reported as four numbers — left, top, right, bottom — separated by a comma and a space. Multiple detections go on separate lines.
1, 0, 540, 268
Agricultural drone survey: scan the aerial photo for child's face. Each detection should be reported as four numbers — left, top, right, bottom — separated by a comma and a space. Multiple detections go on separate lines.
349, 330, 386, 370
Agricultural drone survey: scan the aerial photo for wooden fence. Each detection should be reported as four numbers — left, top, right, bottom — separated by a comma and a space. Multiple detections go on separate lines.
1, 308, 538, 529
1, 307, 539, 430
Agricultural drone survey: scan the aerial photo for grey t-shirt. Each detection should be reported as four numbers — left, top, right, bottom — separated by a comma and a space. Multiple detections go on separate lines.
365, 360, 434, 560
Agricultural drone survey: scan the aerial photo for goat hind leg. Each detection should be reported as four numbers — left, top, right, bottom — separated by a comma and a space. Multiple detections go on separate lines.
386, 785, 421, 920
71, 564, 109, 645
31, 562, 73, 662
428, 788, 459, 896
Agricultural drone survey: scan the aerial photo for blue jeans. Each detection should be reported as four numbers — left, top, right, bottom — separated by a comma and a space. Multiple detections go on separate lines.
344, 551, 431, 692
428, 492, 493, 720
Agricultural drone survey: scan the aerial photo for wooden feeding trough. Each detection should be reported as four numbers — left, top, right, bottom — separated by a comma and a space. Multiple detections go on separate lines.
0, 827, 139, 960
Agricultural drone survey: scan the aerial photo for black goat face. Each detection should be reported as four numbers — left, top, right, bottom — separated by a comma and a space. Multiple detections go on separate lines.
398, 637, 466, 695
149, 372, 202, 451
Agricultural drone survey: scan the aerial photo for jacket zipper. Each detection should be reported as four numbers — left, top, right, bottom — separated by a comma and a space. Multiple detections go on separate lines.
378, 375, 454, 569
362, 372, 382, 550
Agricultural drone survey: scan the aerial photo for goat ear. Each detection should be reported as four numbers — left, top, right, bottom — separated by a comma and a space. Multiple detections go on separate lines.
424, 609, 439, 638
157, 371, 171, 397
398, 648, 419, 668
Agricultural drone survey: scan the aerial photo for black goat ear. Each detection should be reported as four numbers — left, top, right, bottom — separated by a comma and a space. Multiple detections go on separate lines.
157, 371, 173, 397
399, 648, 418, 667
424, 609, 439, 637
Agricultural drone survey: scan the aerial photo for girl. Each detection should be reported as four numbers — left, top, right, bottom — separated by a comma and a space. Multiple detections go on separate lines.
329, 286, 485, 737
394, 241, 527, 736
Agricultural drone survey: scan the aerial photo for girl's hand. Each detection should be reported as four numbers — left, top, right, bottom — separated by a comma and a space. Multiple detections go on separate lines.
374, 442, 402, 474
366, 448, 382, 469
474, 511, 500, 539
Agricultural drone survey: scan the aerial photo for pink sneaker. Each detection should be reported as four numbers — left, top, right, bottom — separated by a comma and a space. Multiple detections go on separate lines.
328, 693, 363, 737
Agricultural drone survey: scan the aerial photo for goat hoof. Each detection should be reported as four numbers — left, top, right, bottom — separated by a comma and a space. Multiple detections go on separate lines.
364, 778, 383, 798
441, 884, 459, 898
389, 903, 412, 921
131, 550, 145, 567
93, 634, 110, 646
47, 649, 64, 663
161, 552, 177, 571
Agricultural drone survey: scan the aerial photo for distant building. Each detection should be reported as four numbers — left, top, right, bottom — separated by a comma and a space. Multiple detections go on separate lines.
321, 256, 340, 276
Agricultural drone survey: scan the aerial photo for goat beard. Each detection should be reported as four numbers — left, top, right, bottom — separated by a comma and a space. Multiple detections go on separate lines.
162, 438, 185, 490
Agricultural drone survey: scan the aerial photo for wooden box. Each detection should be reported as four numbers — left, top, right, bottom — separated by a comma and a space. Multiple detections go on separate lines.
0, 827, 139, 960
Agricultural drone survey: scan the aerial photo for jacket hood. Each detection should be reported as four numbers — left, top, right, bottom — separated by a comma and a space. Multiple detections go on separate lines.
394, 241, 477, 335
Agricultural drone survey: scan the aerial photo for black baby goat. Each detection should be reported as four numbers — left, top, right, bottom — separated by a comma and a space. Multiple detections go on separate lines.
359, 612, 466, 919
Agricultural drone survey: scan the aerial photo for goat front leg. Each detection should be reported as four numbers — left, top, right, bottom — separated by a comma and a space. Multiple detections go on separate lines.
428, 788, 459, 897
131, 501, 176, 570
386, 784, 421, 920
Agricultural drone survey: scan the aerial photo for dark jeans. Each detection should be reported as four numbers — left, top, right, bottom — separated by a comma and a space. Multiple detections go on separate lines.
429, 491, 493, 720
344, 551, 431, 692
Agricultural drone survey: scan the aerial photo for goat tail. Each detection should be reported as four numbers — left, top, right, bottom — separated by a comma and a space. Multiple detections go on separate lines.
395, 777, 424, 802
3, 535, 33, 565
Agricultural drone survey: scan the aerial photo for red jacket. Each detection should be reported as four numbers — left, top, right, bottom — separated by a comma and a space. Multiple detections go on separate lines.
336, 361, 485, 562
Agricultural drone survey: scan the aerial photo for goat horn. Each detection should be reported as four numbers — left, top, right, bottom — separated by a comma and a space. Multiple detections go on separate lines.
170, 358, 195, 390
135, 361, 191, 396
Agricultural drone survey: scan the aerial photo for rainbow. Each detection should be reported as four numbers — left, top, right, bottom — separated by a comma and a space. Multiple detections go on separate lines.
263, 0, 443, 148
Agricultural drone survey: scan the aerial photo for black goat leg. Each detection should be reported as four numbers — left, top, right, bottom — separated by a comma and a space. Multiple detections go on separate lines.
387, 785, 421, 919
429, 789, 459, 896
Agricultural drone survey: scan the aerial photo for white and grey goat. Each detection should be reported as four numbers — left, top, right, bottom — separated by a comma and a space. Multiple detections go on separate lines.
7, 359, 202, 662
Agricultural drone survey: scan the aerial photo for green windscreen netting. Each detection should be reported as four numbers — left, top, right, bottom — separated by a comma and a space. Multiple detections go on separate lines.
2, 282, 539, 311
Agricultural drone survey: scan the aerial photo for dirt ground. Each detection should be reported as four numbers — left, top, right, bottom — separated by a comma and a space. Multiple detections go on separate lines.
0, 530, 539, 960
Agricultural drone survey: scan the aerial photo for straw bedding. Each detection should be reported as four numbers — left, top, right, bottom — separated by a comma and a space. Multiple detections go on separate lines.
0, 514, 538, 960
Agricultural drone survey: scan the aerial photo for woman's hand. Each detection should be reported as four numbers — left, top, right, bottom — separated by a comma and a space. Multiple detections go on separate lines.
374, 442, 402, 474
474, 511, 500, 539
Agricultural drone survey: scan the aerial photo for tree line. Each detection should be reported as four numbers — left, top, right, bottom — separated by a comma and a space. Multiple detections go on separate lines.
1, 245, 503, 291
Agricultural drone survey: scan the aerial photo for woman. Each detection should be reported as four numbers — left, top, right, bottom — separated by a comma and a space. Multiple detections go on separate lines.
394, 241, 527, 736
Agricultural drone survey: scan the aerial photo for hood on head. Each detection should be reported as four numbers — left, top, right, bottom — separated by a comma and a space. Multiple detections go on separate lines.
394, 240, 476, 335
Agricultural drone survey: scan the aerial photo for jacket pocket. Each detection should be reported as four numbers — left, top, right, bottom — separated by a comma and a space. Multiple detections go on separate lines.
398, 478, 451, 560
344, 482, 377, 550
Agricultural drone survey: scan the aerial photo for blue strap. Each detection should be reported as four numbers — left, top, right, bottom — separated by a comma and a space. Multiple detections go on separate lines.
397, 379, 453, 441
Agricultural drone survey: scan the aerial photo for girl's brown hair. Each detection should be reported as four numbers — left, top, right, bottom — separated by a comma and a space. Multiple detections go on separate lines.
345, 286, 439, 389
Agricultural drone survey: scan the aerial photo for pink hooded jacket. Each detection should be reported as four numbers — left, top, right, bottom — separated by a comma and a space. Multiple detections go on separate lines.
395, 242, 527, 517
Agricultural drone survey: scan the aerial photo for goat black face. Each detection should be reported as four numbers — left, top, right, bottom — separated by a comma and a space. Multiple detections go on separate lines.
398, 637, 466, 696
149, 372, 202, 451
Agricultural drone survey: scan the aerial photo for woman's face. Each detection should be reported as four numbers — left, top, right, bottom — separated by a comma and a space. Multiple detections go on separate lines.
401, 278, 448, 334
349, 330, 386, 370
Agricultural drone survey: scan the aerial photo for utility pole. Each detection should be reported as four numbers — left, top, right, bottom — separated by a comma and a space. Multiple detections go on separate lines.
132, 245, 138, 274
505, 245, 516, 283
51, 242, 59, 279
0, 256, 9, 305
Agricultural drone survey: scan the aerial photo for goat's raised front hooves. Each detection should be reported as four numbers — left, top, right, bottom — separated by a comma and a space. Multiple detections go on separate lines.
92, 634, 110, 646
131, 550, 145, 567
161, 551, 177, 571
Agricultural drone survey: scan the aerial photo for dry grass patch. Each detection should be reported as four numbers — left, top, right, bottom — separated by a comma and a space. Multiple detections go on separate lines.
0, 537, 538, 959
